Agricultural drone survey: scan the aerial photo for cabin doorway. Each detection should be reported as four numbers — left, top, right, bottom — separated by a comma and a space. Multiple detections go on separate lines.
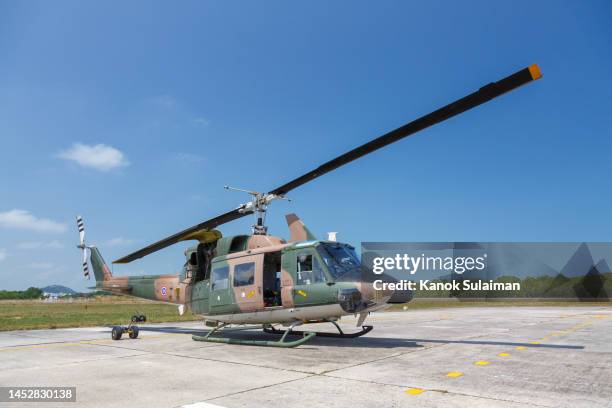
263, 251, 282, 307
192, 242, 214, 283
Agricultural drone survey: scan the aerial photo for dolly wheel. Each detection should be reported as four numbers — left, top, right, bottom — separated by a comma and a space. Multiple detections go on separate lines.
129, 325, 139, 339
139, 315, 146, 322
111, 326, 123, 340
131, 315, 139, 323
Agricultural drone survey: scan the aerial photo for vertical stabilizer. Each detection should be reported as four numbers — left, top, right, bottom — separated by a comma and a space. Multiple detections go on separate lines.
89, 246, 113, 283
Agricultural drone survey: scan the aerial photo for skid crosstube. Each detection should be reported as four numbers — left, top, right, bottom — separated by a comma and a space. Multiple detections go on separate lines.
264, 324, 373, 338
193, 332, 315, 347
192, 322, 316, 348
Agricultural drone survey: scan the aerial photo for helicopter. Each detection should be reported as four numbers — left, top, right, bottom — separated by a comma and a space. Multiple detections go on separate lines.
76, 64, 542, 347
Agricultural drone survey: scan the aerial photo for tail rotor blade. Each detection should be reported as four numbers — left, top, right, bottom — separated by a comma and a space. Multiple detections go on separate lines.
76, 216, 85, 245
82, 247, 90, 279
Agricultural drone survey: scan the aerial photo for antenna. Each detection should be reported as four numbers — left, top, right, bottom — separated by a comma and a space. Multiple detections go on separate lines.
224, 186, 291, 235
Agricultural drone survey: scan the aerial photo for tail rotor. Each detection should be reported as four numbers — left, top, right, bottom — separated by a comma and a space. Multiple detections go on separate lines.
76, 216, 90, 279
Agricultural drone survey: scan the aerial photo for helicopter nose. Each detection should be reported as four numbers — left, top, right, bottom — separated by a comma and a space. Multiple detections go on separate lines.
337, 288, 367, 313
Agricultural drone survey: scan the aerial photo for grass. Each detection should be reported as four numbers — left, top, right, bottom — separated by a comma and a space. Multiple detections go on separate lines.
0, 296, 198, 331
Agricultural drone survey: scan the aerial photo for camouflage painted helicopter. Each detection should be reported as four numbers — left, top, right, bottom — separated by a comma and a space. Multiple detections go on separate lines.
77, 64, 542, 347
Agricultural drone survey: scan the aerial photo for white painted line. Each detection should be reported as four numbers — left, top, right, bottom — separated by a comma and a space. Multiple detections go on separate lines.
182, 402, 226, 408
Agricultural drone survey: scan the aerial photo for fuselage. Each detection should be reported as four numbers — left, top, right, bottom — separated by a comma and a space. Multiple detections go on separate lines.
93, 233, 408, 325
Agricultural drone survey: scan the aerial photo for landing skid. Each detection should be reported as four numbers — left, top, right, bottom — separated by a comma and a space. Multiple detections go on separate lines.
263, 321, 373, 339
192, 322, 315, 348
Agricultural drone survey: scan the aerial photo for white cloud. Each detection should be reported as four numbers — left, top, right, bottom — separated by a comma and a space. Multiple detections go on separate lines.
16, 240, 64, 250
0, 210, 67, 233
104, 237, 135, 247
193, 117, 210, 126
57, 143, 129, 171
0, 249, 7, 262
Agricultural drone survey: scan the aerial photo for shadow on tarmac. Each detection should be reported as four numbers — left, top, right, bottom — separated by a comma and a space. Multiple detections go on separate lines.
116, 325, 585, 350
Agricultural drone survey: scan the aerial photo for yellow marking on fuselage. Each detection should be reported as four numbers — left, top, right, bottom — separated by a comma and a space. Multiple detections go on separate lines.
246, 290, 255, 299
297, 290, 307, 297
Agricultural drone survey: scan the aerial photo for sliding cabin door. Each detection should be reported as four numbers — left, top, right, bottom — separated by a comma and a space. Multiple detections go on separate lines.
230, 254, 264, 313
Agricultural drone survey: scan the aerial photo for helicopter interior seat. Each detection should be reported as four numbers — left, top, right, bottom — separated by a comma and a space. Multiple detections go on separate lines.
263, 251, 282, 307
185, 252, 198, 281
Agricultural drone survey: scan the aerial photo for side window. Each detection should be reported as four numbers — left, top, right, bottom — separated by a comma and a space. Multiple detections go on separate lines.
234, 262, 255, 287
296, 253, 325, 285
211, 265, 229, 290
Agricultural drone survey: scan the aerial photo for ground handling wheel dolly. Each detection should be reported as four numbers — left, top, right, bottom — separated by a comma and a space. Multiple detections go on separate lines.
131, 314, 147, 323
111, 324, 139, 340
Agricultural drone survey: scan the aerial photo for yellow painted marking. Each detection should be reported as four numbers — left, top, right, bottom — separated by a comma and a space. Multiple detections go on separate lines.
405, 388, 425, 395
246, 290, 255, 299
530, 341, 540, 345
474, 361, 490, 366
446, 371, 463, 378
297, 290, 307, 297
498, 352, 510, 357
515, 346, 526, 350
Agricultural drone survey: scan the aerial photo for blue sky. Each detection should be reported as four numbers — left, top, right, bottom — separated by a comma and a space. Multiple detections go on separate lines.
1, 1, 611, 291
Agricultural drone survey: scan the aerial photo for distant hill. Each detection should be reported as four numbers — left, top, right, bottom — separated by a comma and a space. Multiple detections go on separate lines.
41, 285, 76, 294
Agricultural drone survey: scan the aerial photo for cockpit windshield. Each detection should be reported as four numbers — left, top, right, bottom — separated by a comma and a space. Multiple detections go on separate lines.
317, 244, 361, 280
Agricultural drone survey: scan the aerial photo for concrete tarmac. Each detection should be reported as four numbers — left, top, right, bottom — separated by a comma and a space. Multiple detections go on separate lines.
0, 307, 611, 408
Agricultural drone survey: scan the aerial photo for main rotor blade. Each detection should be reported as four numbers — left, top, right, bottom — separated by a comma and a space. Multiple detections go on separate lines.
269, 64, 542, 196
113, 208, 247, 264
113, 64, 541, 264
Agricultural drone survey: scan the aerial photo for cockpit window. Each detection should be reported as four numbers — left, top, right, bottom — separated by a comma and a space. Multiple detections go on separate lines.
317, 244, 361, 279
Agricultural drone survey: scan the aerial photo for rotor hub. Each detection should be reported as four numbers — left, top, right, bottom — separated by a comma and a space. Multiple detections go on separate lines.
226, 187, 290, 235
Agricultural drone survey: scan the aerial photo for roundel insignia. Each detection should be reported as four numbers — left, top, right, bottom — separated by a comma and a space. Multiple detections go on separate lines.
161, 286, 167, 296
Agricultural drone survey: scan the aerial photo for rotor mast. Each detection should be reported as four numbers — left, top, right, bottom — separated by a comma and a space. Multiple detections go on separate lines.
224, 186, 291, 235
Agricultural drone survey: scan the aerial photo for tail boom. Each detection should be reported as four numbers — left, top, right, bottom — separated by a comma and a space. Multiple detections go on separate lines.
90, 248, 184, 303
